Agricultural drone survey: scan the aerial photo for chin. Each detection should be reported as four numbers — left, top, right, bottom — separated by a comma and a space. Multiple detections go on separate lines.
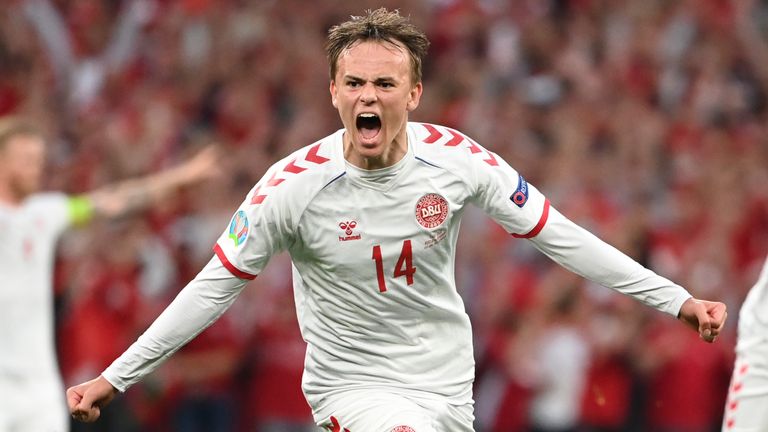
354, 137, 383, 153
358, 147, 385, 160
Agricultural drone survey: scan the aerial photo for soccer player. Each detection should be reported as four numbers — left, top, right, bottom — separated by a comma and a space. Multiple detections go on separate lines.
721, 254, 768, 431
721, 1, 768, 429
67, 9, 727, 432
0, 116, 219, 432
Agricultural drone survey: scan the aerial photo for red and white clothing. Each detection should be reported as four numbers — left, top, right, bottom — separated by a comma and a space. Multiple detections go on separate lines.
0, 193, 71, 432
723, 255, 768, 432
102, 123, 692, 430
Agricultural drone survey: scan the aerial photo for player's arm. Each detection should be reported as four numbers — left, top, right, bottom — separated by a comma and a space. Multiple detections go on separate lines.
461, 135, 726, 343
82, 146, 220, 222
67, 255, 248, 422
528, 206, 726, 342
68, 161, 295, 423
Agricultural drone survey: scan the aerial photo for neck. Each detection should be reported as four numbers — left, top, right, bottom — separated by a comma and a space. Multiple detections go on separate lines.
0, 181, 23, 207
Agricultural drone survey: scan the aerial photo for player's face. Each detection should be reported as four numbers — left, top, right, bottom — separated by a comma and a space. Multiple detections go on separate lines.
330, 40, 422, 168
0, 134, 46, 202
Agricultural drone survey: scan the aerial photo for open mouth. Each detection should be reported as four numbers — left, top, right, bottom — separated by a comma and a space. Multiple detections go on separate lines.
356, 113, 381, 141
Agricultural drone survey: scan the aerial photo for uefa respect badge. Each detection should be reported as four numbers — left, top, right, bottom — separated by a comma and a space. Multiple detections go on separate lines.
228, 210, 249, 247
510, 174, 529, 208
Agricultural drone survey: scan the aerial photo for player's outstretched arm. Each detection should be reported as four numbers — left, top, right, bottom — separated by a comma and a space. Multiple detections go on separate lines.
66, 375, 118, 423
525, 204, 728, 341
86, 145, 221, 221
677, 298, 727, 343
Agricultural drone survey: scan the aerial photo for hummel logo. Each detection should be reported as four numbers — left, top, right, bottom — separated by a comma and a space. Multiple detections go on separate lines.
338, 220, 361, 242
339, 221, 356, 235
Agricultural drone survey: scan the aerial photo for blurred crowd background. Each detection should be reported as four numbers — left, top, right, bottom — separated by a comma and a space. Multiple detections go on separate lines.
2, 0, 768, 431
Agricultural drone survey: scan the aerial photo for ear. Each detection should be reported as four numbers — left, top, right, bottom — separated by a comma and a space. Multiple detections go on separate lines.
406, 82, 423, 112
330, 80, 338, 108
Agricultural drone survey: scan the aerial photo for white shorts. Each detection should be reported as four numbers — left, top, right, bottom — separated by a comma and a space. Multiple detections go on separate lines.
314, 389, 474, 432
722, 334, 768, 432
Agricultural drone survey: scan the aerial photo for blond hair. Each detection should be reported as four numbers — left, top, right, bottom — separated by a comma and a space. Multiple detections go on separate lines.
325, 8, 430, 84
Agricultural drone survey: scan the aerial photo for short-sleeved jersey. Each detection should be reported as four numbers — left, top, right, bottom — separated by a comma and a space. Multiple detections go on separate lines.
0, 193, 71, 383
213, 122, 549, 408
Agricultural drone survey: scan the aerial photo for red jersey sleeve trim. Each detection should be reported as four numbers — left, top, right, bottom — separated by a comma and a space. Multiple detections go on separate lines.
512, 198, 550, 239
213, 243, 257, 280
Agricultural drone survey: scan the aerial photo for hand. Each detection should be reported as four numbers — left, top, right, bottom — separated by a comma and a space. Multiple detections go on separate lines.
66, 375, 119, 423
677, 298, 727, 343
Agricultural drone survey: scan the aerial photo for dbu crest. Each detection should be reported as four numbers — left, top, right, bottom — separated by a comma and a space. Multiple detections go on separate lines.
415, 193, 449, 229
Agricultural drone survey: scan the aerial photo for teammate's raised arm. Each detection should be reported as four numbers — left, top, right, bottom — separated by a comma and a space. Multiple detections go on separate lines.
86, 145, 221, 221
0, 115, 223, 431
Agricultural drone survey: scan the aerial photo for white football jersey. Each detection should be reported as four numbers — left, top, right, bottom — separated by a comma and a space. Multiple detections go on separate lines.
103, 122, 692, 417
214, 122, 553, 408
0, 193, 70, 393
739, 255, 768, 336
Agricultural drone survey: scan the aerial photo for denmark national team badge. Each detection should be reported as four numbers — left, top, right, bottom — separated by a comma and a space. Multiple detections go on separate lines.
392, 427, 416, 432
510, 174, 529, 208
415, 193, 449, 229
228, 210, 249, 247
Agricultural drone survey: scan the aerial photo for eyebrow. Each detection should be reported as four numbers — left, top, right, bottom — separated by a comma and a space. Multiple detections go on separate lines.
344, 75, 397, 83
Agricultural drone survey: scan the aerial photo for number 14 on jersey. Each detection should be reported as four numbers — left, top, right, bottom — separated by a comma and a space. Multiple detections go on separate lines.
371, 240, 416, 292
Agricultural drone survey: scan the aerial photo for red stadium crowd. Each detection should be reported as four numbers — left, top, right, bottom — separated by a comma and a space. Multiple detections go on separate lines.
2, 0, 767, 431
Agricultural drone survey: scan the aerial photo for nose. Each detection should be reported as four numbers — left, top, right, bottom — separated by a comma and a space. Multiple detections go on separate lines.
360, 83, 377, 104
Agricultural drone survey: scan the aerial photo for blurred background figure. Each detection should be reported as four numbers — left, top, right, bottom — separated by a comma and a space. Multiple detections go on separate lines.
0, 116, 219, 432
1, 0, 766, 430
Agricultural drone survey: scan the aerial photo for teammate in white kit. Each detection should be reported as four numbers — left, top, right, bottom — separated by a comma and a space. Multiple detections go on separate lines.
67, 9, 728, 432
0, 117, 218, 432
722, 254, 768, 432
